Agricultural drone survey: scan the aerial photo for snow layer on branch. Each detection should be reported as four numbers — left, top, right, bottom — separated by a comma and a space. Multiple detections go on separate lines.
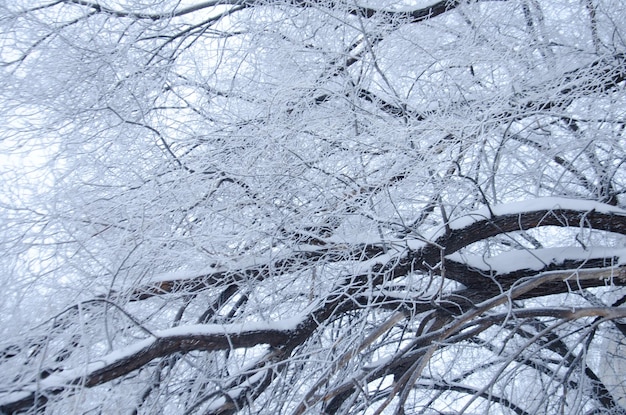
424, 197, 626, 241
157, 316, 304, 336
0, 316, 305, 407
448, 247, 626, 274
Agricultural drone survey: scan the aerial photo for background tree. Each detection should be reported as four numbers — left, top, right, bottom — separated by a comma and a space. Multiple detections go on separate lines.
0, 0, 625, 414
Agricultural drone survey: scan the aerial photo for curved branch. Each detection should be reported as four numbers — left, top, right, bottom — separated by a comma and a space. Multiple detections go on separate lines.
415, 198, 626, 267
0, 321, 297, 414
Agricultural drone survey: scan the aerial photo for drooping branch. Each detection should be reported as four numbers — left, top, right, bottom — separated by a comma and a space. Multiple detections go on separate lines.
0, 321, 298, 414
323, 306, 626, 414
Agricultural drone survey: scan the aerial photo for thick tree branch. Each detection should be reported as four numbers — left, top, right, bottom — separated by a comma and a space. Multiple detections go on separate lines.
0, 322, 297, 414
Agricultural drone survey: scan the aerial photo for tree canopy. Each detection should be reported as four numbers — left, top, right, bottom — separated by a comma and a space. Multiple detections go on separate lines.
0, 0, 625, 414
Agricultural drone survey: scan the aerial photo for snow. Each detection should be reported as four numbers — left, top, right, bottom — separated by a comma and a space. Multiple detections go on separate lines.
148, 264, 225, 283
447, 247, 626, 274
156, 315, 304, 337
0, 391, 31, 408
0, 316, 306, 404
378, 0, 448, 11
494, 197, 625, 215
424, 197, 626, 241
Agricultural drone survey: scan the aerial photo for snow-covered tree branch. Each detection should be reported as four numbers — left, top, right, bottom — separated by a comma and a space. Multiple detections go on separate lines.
1, 0, 625, 413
